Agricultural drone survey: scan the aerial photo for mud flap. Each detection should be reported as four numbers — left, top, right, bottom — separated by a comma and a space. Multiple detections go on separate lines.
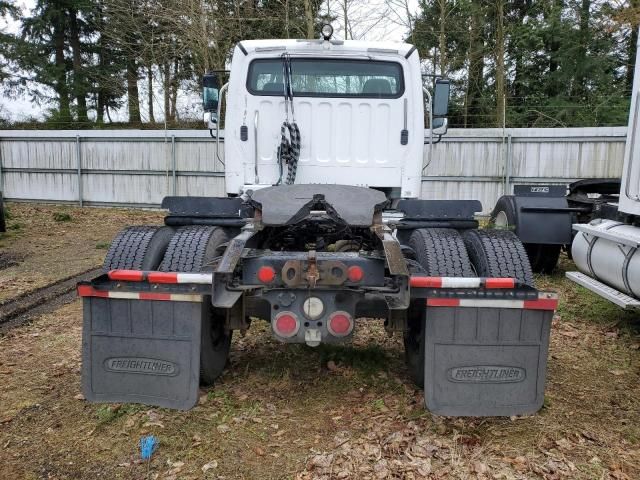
423, 306, 553, 416
82, 297, 203, 410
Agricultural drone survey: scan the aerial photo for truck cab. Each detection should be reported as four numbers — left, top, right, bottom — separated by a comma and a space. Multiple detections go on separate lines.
204, 36, 448, 199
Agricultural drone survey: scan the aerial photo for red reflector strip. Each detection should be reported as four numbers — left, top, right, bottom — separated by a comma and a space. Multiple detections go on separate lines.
77, 285, 109, 298
523, 298, 559, 310
139, 292, 171, 301
426, 294, 558, 311
108, 270, 145, 282
484, 278, 515, 289
77, 286, 202, 303
410, 276, 515, 289
410, 277, 443, 288
107, 270, 214, 285
426, 298, 460, 307
147, 272, 178, 284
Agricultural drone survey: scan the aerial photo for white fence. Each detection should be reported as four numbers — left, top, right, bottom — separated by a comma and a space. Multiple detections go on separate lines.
0, 127, 627, 213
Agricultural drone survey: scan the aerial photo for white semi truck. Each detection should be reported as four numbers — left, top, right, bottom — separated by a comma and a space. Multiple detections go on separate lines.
78, 26, 558, 416
489, 30, 640, 307
566, 31, 640, 308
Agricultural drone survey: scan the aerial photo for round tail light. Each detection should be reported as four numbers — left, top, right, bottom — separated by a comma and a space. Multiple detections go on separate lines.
273, 312, 299, 338
328, 311, 353, 337
347, 265, 364, 283
257, 266, 276, 283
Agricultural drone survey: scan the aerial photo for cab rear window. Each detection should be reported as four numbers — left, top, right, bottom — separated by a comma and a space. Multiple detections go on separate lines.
247, 58, 404, 98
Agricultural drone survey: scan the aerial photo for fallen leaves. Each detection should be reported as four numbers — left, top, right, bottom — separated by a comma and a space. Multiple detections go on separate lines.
558, 329, 580, 339
202, 460, 218, 473
216, 424, 230, 434
472, 461, 488, 474
299, 421, 443, 479
142, 410, 165, 429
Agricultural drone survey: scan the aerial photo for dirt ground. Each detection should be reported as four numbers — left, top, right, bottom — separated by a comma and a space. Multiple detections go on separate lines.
0, 203, 639, 480
0, 203, 163, 302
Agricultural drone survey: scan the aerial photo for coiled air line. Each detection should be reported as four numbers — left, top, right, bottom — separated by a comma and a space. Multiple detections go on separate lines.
277, 53, 301, 185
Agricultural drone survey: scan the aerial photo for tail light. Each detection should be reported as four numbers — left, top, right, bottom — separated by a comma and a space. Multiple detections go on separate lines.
347, 265, 364, 283
328, 311, 353, 337
257, 266, 276, 283
273, 312, 299, 338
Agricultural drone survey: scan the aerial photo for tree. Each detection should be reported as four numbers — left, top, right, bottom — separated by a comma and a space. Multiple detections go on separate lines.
18, 0, 73, 124
0, 1, 18, 83
410, 0, 637, 128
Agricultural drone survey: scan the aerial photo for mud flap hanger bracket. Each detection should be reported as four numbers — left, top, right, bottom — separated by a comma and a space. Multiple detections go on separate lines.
212, 225, 259, 308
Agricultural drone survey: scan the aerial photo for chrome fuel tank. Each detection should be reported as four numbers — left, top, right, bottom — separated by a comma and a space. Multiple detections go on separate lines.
572, 219, 640, 298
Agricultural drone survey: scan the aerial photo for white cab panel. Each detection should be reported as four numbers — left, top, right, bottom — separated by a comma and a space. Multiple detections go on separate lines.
619, 28, 640, 216
223, 40, 424, 198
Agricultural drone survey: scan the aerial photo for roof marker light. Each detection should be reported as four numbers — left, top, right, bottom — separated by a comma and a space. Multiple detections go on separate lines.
321, 24, 334, 41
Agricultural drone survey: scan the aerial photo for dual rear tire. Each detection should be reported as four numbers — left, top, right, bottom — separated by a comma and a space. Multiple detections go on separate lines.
491, 196, 561, 274
403, 227, 533, 387
104, 225, 233, 386
159, 226, 233, 385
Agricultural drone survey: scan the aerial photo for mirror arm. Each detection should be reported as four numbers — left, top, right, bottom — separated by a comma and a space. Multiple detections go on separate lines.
214, 82, 229, 168
422, 86, 433, 174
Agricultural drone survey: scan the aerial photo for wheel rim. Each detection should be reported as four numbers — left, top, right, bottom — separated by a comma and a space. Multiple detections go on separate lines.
494, 211, 509, 229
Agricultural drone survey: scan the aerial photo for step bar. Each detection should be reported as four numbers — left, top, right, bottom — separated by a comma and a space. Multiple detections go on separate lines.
566, 271, 640, 309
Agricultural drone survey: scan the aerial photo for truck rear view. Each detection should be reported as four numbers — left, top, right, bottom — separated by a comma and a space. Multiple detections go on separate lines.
78, 27, 558, 416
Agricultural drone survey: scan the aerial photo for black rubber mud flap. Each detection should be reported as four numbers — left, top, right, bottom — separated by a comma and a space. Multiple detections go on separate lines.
82, 296, 203, 410
423, 305, 553, 416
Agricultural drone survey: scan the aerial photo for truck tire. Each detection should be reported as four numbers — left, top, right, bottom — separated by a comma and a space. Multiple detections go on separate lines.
463, 229, 534, 286
103, 226, 175, 271
404, 228, 474, 388
490, 196, 560, 274
200, 302, 233, 386
407, 228, 475, 277
490, 195, 517, 231
159, 225, 232, 385
524, 243, 561, 274
158, 225, 229, 272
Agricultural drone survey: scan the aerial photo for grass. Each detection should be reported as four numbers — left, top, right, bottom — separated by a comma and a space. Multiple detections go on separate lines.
3, 204, 12, 220
0, 204, 638, 478
539, 257, 640, 335
0, 202, 164, 302
53, 211, 72, 222
0, 271, 638, 479
317, 342, 391, 377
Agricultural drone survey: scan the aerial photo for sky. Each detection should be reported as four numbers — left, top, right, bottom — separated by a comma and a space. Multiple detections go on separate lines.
0, 0, 420, 122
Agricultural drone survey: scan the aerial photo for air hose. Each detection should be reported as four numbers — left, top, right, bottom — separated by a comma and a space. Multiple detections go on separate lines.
277, 53, 301, 185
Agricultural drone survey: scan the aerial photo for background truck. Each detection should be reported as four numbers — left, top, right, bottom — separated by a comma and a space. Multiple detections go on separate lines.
78, 25, 557, 416
490, 29, 640, 308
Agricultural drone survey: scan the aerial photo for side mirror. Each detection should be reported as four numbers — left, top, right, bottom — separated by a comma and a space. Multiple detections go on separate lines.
202, 73, 220, 113
432, 78, 450, 118
433, 118, 448, 136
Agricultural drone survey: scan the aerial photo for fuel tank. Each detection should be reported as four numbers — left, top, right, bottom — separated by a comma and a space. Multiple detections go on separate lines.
572, 219, 640, 298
